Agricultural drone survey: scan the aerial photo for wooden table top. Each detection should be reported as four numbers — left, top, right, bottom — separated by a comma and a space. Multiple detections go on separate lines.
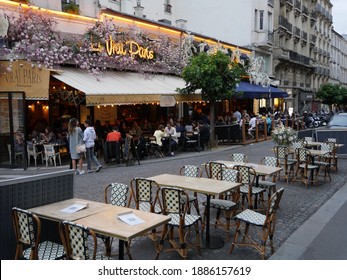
75, 207, 170, 241
211, 160, 283, 176
147, 173, 241, 196
28, 198, 113, 222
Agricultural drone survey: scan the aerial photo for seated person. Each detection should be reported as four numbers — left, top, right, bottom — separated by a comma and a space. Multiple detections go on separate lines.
248, 114, 257, 138
153, 124, 165, 146
14, 130, 24, 153
106, 126, 121, 142
163, 122, 178, 156
43, 127, 56, 144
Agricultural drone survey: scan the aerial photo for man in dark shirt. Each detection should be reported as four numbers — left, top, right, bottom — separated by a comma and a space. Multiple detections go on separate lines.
198, 120, 210, 150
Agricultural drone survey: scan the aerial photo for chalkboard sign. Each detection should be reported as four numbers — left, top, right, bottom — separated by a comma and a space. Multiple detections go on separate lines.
123, 135, 140, 166
123, 135, 131, 160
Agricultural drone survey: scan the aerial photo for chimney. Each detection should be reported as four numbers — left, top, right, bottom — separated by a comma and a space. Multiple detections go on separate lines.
134, 0, 144, 17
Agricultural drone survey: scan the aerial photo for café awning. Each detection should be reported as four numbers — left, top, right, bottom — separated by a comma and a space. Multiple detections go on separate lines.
236, 82, 288, 99
51, 68, 202, 106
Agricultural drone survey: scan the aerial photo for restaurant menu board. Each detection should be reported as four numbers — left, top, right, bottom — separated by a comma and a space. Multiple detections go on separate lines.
123, 135, 140, 166
0, 97, 24, 134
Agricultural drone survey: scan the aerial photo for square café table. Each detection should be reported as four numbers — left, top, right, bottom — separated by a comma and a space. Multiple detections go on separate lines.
29, 198, 170, 259
147, 173, 241, 249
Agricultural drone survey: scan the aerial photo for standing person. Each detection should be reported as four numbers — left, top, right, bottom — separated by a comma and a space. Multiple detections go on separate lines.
68, 118, 84, 175
83, 120, 102, 173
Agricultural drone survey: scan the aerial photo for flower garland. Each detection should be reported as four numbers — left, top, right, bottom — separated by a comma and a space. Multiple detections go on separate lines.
0, 6, 186, 76
271, 124, 297, 146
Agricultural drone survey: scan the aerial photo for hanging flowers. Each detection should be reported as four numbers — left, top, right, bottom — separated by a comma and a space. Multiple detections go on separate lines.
0, 6, 185, 76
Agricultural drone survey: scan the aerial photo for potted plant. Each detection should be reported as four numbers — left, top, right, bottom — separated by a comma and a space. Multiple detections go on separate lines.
62, 2, 80, 15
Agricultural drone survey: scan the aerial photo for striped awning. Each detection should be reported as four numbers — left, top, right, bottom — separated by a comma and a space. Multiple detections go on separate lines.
52, 68, 202, 106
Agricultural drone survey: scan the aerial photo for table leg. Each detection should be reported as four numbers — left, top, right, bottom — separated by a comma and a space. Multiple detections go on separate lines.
201, 195, 224, 249
119, 239, 125, 260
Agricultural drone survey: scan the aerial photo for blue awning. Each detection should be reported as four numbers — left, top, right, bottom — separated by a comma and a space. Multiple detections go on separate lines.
235, 82, 288, 99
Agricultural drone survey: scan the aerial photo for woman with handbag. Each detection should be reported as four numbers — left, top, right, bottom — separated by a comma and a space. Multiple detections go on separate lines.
68, 118, 85, 175
83, 120, 102, 173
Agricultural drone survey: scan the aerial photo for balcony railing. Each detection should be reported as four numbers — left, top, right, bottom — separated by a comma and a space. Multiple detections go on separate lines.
279, 15, 293, 33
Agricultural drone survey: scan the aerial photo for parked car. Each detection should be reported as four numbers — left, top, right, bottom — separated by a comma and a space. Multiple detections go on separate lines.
325, 113, 347, 129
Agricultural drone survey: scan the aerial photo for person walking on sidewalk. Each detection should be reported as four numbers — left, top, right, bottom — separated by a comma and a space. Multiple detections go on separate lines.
83, 120, 102, 173
68, 118, 84, 175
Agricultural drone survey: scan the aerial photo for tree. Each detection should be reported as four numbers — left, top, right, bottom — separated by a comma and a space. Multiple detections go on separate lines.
316, 83, 345, 112
178, 50, 245, 146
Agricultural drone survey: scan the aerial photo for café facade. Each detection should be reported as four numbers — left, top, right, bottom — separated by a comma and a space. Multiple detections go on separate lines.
0, 2, 288, 168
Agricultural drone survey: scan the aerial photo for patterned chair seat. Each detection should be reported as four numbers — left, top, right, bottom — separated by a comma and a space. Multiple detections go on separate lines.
22, 240, 65, 260
139, 202, 162, 213
203, 199, 237, 211
240, 185, 264, 195
168, 213, 201, 227
233, 209, 266, 226
257, 180, 276, 188
298, 163, 319, 170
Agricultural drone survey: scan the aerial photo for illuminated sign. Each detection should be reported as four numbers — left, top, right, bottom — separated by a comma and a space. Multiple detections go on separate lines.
91, 35, 154, 60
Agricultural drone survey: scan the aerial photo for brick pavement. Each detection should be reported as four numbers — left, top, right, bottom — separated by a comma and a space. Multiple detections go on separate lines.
2, 140, 346, 260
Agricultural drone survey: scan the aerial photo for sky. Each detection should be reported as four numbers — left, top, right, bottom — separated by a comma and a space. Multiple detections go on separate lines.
330, 0, 347, 34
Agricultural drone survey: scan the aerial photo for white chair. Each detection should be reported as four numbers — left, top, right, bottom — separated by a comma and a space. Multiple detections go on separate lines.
27, 144, 43, 166
7, 144, 22, 164
43, 144, 61, 167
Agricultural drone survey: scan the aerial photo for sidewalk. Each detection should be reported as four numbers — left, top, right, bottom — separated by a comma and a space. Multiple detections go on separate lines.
271, 180, 347, 259
2, 140, 347, 259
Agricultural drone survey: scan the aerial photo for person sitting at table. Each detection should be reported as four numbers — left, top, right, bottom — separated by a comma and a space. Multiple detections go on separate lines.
106, 126, 121, 142
248, 113, 257, 139
14, 129, 24, 153
153, 124, 165, 146
43, 127, 56, 144
163, 122, 178, 156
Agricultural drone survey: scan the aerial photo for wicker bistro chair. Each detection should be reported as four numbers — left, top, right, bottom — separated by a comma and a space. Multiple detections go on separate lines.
12, 207, 65, 260
129, 178, 162, 243
273, 145, 297, 183
229, 188, 284, 260
314, 143, 333, 182
233, 165, 265, 211
204, 161, 227, 180
59, 221, 113, 260
202, 169, 241, 242
179, 165, 203, 215
292, 148, 320, 187
229, 153, 248, 163
325, 140, 338, 173
99, 183, 132, 258
258, 156, 280, 201
155, 186, 201, 259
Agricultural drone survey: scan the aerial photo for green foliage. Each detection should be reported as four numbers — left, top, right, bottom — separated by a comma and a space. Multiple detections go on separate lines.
62, 2, 80, 15
178, 51, 245, 102
316, 83, 341, 105
316, 83, 345, 105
